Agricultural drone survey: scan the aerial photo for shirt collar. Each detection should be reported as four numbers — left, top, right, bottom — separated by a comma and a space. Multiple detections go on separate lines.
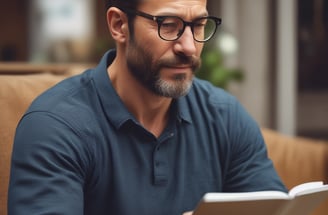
174, 98, 192, 124
92, 49, 192, 129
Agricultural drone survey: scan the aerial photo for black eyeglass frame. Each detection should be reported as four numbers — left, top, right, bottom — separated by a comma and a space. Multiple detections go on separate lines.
120, 7, 222, 42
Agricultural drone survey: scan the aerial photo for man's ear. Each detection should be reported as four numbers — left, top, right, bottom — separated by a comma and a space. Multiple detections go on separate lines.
106, 7, 129, 43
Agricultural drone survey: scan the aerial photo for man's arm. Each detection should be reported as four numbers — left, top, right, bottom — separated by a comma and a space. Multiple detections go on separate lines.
8, 112, 91, 214
222, 99, 287, 192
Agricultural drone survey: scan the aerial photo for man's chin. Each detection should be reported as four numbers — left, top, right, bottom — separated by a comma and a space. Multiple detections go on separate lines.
154, 77, 193, 99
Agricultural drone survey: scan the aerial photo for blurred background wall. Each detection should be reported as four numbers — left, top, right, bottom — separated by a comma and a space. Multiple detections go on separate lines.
0, 0, 327, 140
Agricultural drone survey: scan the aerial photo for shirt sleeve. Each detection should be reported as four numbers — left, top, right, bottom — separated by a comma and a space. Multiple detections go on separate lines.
221, 99, 287, 193
8, 112, 93, 215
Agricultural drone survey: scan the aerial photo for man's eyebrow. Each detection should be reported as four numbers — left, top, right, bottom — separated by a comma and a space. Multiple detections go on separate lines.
156, 11, 209, 18
195, 12, 210, 18
200, 11, 209, 16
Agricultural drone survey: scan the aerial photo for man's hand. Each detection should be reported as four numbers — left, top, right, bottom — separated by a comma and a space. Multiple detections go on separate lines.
183, 212, 193, 215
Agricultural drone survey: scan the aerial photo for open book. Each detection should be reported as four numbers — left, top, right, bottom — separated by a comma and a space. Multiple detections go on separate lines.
193, 181, 328, 215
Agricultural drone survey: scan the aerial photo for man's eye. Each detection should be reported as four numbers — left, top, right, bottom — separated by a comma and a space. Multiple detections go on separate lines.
194, 20, 207, 28
162, 22, 178, 29
194, 23, 206, 28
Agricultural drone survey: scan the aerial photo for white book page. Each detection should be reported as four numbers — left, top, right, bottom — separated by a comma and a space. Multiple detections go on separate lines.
288, 181, 324, 197
203, 191, 290, 202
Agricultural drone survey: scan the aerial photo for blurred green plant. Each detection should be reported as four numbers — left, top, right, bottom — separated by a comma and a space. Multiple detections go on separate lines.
196, 45, 243, 90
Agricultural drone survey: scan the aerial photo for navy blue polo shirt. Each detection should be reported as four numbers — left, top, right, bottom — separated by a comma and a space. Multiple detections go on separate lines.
8, 50, 286, 215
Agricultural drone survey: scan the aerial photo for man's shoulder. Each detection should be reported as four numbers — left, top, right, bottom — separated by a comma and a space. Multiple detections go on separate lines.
25, 69, 98, 125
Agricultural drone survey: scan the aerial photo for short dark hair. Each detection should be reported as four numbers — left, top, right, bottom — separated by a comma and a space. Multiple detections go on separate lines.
105, 0, 140, 11
105, 0, 141, 39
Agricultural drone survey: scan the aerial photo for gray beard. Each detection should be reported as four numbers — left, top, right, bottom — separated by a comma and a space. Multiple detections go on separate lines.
154, 74, 193, 98
126, 37, 199, 98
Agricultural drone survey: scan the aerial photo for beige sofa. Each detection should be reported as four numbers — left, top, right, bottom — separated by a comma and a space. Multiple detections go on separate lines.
1, 63, 327, 215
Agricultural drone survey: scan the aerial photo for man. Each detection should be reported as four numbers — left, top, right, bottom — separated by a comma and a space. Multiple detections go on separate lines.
8, 0, 286, 214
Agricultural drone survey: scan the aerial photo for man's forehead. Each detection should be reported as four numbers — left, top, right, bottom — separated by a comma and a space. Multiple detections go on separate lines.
138, 0, 207, 13
143, 1, 208, 21
138, 0, 207, 7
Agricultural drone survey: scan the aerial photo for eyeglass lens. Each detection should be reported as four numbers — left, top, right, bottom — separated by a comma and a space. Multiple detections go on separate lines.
159, 17, 217, 42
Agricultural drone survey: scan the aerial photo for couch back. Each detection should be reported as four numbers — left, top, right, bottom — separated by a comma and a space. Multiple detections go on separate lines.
1, 63, 328, 215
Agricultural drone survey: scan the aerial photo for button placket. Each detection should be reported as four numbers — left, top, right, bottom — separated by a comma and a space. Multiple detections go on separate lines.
152, 132, 175, 186
153, 146, 167, 185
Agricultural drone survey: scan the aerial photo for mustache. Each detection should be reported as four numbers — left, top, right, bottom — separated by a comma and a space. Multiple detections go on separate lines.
157, 55, 201, 70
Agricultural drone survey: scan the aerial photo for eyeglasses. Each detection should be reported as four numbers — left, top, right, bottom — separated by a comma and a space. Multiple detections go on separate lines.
121, 8, 222, 42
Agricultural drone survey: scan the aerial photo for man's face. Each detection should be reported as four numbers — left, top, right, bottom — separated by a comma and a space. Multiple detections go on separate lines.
125, 0, 207, 98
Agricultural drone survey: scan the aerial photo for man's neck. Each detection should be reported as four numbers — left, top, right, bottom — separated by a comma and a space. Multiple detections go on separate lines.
108, 59, 172, 138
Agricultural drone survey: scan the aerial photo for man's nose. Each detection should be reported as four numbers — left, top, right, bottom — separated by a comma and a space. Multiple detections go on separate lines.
173, 26, 197, 57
